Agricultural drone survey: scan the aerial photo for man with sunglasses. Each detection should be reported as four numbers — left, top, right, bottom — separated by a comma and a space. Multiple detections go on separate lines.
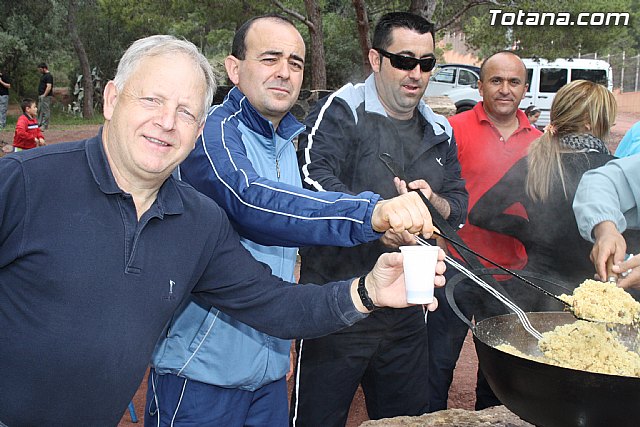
292, 12, 467, 426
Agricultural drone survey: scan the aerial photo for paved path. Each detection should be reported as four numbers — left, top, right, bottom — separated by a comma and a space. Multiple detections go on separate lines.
610, 111, 640, 151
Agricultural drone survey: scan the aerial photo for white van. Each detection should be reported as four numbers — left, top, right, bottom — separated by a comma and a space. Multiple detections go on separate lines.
435, 57, 612, 122
521, 58, 612, 126
425, 64, 481, 97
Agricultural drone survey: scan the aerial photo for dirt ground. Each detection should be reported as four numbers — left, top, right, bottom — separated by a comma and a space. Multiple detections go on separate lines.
1, 110, 637, 152
0, 124, 102, 155
2, 111, 638, 426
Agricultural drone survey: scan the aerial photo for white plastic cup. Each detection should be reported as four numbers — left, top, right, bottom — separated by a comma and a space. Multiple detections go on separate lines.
399, 245, 439, 304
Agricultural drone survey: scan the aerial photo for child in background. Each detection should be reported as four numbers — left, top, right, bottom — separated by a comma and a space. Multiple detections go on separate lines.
524, 105, 541, 128
13, 98, 45, 151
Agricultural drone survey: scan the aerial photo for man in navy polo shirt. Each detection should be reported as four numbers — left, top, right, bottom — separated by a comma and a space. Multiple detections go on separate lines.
0, 35, 445, 426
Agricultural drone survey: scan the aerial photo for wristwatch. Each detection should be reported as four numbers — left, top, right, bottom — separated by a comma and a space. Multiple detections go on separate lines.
357, 275, 377, 311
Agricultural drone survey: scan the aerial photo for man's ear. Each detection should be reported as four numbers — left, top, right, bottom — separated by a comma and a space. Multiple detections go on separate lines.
197, 122, 205, 139
224, 55, 241, 86
368, 49, 382, 73
103, 81, 119, 121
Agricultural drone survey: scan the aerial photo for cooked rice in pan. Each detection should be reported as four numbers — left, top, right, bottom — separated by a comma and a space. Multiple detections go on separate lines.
496, 280, 640, 377
497, 321, 640, 377
559, 279, 640, 324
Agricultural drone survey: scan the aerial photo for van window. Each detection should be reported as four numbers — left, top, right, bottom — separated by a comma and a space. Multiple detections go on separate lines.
458, 69, 477, 86
571, 69, 608, 85
526, 69, 533, 92
539, 68, 568, 92
433, 67, 456, 83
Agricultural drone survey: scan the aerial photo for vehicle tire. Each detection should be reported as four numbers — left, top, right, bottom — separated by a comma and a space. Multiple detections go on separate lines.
455, 104, 474, 114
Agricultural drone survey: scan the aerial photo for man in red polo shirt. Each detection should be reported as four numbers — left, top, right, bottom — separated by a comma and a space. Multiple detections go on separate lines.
427, 50, 541, 412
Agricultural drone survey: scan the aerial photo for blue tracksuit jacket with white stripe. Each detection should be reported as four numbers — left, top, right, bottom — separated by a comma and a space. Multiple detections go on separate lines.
151, 87, 383, 390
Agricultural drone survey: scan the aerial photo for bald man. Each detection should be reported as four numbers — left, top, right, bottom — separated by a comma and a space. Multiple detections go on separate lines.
428, 51, 541, 411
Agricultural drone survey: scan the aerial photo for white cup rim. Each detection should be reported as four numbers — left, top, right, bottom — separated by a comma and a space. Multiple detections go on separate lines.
399, 245, 439, 252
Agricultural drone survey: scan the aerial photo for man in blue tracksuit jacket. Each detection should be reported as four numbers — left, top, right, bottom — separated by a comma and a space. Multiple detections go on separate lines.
147, 15, 439, 427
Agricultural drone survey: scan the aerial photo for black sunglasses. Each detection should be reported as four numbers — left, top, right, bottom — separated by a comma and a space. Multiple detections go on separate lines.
376, 49, 437, 73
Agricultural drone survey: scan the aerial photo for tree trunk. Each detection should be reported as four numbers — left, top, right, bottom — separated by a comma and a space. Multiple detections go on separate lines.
352, 0, 371, 76
410, 0, 437, 21
304, 0, 326, 90
273, 0, 327, 89
68, 0, 94, 119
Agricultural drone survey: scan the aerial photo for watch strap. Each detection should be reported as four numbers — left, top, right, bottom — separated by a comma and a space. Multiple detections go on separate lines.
357, 275, 376, 311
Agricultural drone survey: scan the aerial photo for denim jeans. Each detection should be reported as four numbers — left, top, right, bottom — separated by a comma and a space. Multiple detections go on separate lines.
0, 95, 8, 129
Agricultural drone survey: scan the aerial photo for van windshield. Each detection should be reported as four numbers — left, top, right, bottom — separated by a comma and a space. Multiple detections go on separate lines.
571, 69, 608, 85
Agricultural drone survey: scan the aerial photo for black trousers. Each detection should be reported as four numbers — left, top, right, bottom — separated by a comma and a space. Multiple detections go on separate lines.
290, 306, 430, 427
427, 270, 524, 412
426, 282, 473, 411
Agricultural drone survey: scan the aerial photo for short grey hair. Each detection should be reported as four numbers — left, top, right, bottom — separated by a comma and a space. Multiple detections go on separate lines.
113, 35, 216, 123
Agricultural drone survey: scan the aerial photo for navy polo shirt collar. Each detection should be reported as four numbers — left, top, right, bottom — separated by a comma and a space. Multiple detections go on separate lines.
85, 127, 184, 217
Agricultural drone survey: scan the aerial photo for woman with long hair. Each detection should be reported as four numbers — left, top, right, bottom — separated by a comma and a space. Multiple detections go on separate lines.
526, 80, 615, 203
468, 80, 635, 308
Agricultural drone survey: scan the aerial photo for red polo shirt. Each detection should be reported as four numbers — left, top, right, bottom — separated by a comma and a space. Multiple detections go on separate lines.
448, 102, 542, 273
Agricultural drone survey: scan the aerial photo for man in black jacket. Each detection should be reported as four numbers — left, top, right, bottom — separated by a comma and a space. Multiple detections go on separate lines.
291, 12, 467, 426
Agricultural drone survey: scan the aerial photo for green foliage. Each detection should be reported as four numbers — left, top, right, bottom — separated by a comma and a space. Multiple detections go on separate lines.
204, 29, 236, 58
625, 0, 640, 52
461, 0, 637, 60
462, 12, 509, 59
434, 43, 451, 64
2, 0, 638, 110
322, 12, 365, 87
1, 4, 52, 95
0, 32, 27, 68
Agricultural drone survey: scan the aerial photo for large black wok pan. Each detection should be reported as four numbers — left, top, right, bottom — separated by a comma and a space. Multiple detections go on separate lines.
446, 269, 640, 427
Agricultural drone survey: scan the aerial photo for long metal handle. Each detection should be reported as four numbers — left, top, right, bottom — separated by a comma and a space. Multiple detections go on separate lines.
432, 230, 570, 308
416, 236, 543, 340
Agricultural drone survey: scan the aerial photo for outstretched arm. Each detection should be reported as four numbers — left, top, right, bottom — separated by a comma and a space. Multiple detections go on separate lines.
590, 221, 627, 284
354, 250, 446, 313
468, 158, 530, 242
194, 212, 446, 339
574, 155, 640, 287
180, 99, 380, 248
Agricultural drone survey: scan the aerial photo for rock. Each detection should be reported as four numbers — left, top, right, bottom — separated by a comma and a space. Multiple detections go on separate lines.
360, 405, 534, 427
290, 89, 334, 121
424, 96, 457, 117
